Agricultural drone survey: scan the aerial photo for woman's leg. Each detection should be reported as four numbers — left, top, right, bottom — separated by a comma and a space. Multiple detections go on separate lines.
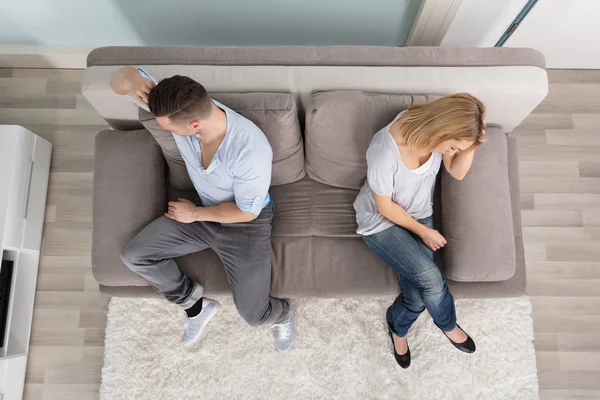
386, 277, 426, 337
385, 217, 435, 336
363, 219, 457, 336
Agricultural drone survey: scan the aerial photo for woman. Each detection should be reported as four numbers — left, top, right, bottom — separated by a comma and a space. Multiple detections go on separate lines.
354, 93, 486, 369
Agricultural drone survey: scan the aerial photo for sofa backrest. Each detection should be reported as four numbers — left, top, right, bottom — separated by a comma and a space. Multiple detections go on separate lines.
138, 92, 305, 189
305, 91, 440, 190
81, 46, 548, 134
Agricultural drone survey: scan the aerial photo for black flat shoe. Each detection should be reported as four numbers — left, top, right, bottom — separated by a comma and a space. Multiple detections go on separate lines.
388, 329, 411, 368
442, 324, 476, 353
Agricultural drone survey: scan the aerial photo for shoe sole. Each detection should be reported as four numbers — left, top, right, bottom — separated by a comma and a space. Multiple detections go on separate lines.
277, 345, 293, 354
182, 301, 221, 346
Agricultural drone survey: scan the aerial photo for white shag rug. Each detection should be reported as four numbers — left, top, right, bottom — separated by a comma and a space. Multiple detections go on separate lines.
101, 297, 538, 400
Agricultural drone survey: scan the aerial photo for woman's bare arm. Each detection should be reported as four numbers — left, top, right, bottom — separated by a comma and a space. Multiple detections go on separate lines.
373, 193, 447, 251
442, 143, 479, 181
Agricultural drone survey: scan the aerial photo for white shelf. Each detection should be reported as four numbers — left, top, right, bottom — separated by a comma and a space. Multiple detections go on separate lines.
0, 126, 51, 400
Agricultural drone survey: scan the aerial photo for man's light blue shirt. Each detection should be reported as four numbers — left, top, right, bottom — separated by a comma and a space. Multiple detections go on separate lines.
126, 69, 273, 215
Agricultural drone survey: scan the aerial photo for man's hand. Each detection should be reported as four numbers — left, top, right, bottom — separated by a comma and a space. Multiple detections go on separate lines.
110, 67, 156, 109
419, 228, 448, 251
127, 74, 155, 109
165, 198, 198, 223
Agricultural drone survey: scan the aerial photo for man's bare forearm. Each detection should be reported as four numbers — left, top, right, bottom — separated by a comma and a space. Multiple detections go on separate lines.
110, 67, 139, 95
193, 202, 257, 224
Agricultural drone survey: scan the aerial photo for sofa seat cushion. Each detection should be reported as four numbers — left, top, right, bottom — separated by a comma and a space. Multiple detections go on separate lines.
176, 236, 312, 297
269, 176, 314, 237
305, 91, 440, 190
139, 92, 305, 189
441, 127, 516, 282
101, 235, 313, 298
311, 179, 444, 239
312, 180, 359, 237
312, 237, 399, 296
271, 177, 363, 238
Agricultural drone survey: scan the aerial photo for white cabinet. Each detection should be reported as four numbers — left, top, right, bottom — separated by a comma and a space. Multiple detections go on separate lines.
22, 133, 52, 252
0, 126, 51, 400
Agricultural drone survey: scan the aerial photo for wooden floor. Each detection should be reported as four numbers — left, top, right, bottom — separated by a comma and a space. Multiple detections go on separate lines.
0, 68, 598, 400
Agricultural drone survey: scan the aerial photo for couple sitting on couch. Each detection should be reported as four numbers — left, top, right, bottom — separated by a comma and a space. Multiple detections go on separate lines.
111, 67, 485, 369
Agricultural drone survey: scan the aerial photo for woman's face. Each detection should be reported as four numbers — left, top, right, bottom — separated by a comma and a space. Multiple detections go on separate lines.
432, 139, 475, 157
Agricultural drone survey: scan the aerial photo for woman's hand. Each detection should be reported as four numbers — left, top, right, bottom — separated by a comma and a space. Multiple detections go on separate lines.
464, 139, 482, 154
419, 227, 447, 251
442, 129, 485, 181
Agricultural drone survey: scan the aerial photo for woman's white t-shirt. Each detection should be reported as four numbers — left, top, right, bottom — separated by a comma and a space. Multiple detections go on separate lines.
353, 112, 442, 236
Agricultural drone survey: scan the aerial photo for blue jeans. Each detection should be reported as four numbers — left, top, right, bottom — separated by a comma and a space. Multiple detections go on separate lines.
363, 217, 457, 337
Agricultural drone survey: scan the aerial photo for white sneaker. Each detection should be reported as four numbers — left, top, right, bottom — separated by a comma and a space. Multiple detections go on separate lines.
271, 301, 294, 354
181, 298, 220, 346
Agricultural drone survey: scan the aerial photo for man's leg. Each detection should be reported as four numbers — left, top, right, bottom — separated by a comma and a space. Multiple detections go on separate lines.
120, 215, 217, 310
213, 204, 289, 326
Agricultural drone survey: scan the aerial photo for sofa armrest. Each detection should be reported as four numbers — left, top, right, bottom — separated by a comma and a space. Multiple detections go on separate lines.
93, 129, 166, 287
441, 128, 516, 282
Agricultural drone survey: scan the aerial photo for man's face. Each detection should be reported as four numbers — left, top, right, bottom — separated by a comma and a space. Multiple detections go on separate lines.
156, 116, 198, 137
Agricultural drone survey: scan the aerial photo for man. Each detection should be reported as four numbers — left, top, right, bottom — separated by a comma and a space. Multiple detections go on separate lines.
111, 67, 294, 353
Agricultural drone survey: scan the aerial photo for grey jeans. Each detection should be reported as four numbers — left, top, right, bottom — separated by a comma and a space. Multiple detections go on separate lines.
120, 204, 288, 325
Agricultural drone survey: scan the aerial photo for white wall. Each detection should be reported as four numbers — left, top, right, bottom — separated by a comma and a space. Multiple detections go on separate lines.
505, 0, 600, 68
441, 0, 528, 47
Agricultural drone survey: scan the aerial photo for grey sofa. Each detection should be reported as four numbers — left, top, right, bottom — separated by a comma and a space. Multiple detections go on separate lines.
84, 46, 548, 299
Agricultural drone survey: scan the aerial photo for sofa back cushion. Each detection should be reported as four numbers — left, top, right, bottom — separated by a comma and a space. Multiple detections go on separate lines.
138, 108, 193, 190
139, 92, 305, 190
305, 91, 439, 190
441, 128, 516, 282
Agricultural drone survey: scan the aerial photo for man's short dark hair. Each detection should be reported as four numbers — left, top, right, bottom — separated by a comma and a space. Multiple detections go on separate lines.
148, 75, 212, 123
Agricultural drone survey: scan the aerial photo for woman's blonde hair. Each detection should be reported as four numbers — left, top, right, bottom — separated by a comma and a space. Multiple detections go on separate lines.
399, 93, 486, 150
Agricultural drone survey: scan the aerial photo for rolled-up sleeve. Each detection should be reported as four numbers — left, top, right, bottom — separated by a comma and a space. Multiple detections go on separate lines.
233, 152, 272, 215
